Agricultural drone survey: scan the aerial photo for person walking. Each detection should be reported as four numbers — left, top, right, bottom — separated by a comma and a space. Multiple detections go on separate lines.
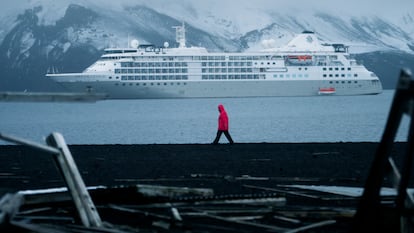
212, 104, 234, 144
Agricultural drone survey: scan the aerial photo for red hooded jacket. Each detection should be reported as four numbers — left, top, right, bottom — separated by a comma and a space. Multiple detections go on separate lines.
217, 104, 229, 131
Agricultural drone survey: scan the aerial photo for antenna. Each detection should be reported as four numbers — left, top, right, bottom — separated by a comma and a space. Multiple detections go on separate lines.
173, 22, 186, 48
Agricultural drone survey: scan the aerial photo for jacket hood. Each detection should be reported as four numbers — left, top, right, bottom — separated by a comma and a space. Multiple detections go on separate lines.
218, 104, 225, 113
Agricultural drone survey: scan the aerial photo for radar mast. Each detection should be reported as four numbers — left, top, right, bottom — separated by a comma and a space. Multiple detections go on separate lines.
173, 22, 186, 48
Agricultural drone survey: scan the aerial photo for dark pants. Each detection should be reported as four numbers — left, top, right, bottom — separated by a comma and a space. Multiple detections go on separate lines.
213, 130, 234, 144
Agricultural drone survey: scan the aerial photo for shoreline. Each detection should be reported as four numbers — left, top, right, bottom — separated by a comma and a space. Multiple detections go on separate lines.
0, 142, 408, 196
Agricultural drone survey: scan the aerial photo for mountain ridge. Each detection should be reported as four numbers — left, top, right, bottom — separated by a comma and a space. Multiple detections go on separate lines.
0, 2, 413, 91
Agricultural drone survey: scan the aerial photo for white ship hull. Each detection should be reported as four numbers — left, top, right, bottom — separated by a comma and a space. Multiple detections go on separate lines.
49, 74, 382, 99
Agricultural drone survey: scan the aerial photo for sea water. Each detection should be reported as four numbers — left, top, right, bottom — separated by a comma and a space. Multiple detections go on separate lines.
0, 90, 409, 145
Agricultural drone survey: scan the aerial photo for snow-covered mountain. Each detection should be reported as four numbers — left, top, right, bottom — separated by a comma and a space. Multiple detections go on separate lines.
0, 0, 413, 91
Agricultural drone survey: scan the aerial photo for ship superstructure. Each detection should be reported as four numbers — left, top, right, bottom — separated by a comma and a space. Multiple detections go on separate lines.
47, 24, 382, 98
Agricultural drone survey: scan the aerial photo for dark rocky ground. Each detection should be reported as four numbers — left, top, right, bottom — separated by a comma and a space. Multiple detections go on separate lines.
0, 142, 409, 196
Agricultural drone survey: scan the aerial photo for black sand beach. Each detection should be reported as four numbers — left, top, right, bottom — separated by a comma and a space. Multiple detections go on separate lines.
0, 142, 408, 196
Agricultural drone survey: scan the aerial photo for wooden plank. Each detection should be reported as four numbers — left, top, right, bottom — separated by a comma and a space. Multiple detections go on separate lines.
285, 220, 336, 233
46, 133, 102, 228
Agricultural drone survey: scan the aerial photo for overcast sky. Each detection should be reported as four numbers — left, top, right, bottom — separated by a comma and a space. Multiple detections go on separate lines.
3, 0, 412, 15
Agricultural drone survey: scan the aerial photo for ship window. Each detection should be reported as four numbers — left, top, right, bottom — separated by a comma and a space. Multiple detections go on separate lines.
335, 68, 339, 71
109, 76, 112, 79
341, 67, 345, 71
329, 74, 333, 77
341, 74, 345, 77
329, 68, 333, 71
323, 74, 327, 77
335, 74, 339, 77
348, 67, 351, 71
354, 74, 358, 77
323, 67, 327, 71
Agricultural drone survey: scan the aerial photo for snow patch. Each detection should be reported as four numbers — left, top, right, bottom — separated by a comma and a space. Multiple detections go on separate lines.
20, 30, 36, 54
62, 42, 71, 53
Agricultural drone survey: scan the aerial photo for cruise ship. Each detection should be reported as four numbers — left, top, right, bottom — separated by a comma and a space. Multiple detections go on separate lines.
47, 24, 383, 98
